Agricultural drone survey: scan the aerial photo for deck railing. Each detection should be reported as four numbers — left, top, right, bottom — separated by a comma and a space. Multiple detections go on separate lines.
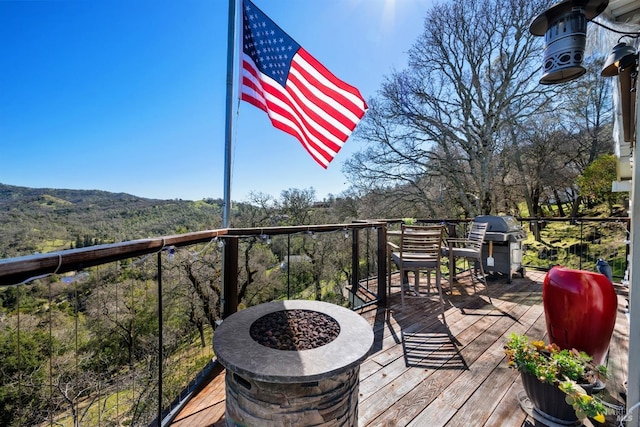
0, 216, 629, 426
0, 222, 387, 426
516, 217, 630, 280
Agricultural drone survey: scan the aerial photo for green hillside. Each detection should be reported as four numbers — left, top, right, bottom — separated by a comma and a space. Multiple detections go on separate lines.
0, 183, 223, 257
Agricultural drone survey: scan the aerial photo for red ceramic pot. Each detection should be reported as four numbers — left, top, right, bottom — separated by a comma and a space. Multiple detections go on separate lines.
543, 266, 617, 365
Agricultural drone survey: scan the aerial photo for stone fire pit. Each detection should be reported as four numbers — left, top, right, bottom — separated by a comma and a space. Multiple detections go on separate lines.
213, 300, 374, 427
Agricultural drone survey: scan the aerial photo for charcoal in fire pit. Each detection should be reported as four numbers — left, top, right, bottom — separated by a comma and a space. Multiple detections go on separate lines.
249, 309, 340, 351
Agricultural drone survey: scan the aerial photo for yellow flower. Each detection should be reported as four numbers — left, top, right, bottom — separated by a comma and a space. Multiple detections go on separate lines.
531, 340, 545, 350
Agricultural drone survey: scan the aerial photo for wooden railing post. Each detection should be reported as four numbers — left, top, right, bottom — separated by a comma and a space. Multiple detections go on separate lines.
447, 222, 457, 239
351, 228, 360, 295
377, 225, 387, 306
222, 237, 238, 318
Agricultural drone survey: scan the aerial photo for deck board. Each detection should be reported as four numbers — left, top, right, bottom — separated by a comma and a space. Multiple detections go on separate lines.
170, 269, 629, 427
388, 304, 545, 427
358, 294, 539, 426
169, 369, 226, 427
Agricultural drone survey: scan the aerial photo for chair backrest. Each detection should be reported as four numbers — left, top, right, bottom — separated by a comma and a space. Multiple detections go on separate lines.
400, 224, 444, 262
465, 221, 489, 252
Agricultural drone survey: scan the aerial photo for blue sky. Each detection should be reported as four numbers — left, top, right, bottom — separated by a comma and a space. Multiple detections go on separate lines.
1, 0, 433, 202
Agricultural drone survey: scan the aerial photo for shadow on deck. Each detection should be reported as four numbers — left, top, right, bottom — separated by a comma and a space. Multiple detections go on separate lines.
170, 269, 629, 427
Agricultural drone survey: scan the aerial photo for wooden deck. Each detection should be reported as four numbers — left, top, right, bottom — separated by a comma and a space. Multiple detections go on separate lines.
170, 269, 629, 427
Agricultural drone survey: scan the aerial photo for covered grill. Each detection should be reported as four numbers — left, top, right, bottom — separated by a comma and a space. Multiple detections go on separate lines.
474, 215, 527, 283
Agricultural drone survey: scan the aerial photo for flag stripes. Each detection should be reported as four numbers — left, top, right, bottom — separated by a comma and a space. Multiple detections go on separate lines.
240, 0, 367, 168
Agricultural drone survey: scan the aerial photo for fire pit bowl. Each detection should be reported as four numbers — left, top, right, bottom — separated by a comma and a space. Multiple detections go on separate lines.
213, 299, 374, 426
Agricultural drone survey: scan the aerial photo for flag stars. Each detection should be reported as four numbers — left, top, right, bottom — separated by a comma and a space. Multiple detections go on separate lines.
242, 1, 300, 86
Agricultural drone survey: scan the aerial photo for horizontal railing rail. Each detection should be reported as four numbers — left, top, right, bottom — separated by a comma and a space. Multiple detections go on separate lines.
0, 229, 229, 286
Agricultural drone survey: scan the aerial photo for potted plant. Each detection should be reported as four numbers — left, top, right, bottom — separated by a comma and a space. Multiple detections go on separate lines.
504, 333, 608, 424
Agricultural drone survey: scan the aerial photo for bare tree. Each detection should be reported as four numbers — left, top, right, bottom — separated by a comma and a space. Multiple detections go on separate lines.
180, 252, 222, 331
561, 56, 614, 168
50, 352, 105, 427
277, 188, 317, 225
345, 0, 553, 216
501, 56, 614, 222
558, 56, 614, 216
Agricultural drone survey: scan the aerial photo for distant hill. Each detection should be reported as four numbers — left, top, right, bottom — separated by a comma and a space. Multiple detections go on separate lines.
0, 183, 222, 258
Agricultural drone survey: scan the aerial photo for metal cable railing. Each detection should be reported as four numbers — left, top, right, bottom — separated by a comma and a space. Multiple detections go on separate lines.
517, 217, 630, 280
0, 222, 387, 426
0, 217, 629, 426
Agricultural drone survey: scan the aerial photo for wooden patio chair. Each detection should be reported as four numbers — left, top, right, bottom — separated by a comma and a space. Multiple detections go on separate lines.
387, 224, 446, 313
444, 221, 491, 302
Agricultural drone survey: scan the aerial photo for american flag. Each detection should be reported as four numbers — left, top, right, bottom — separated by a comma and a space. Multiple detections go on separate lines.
240, 0, 368, 168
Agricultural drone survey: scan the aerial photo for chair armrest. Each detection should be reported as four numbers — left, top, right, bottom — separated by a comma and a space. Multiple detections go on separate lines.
387, 241, 399, 251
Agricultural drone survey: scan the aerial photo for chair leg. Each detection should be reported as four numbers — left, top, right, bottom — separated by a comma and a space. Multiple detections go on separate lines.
476, 258, 492, 304
388, 256, 395, 300
400, 268, 406, 307
388, 259, 391, 298
467, 258, 477, 295
435, 268, 447, 324
448, 253, 455, 288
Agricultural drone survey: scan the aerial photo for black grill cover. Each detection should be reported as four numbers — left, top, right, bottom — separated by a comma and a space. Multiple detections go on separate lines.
474, 215, 521, 233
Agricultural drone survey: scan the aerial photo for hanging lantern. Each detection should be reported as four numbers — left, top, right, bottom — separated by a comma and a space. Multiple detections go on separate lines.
529, 0, 609, 85
602, 41, 638, 143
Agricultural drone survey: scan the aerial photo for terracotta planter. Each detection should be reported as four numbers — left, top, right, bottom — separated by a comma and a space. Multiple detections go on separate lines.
521, 372, 579, 425
543, 266, 617, 365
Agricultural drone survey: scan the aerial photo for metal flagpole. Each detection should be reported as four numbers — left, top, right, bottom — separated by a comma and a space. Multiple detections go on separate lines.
223, 0, 236, 228
221, 0, 237, 320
